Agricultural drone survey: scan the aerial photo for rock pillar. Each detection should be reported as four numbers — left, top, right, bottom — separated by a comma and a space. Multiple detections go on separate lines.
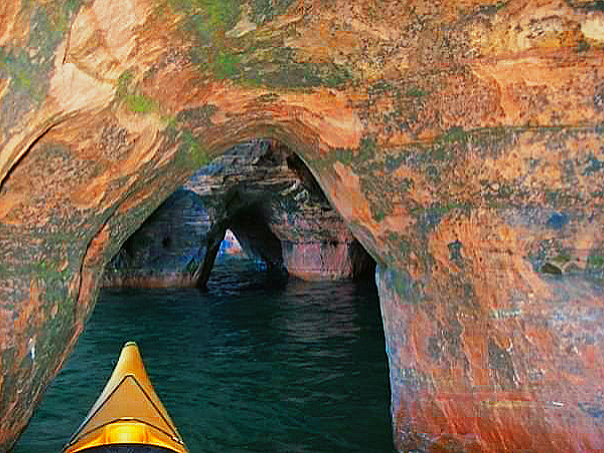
376, 252, 604, 452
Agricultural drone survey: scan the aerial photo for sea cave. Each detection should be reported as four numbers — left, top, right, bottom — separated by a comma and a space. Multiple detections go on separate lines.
1, 0, 604, 451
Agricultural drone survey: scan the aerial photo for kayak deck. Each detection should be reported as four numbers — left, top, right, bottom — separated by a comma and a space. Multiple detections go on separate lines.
63, 342, 188, 453
66, 447, 180, 453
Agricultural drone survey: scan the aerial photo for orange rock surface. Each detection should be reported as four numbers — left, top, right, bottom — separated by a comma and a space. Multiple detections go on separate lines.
0, 0, 603, 451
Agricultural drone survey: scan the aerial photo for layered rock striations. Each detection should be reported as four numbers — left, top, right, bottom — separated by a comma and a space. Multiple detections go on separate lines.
102, 187, 211, 287
104, 139, 373, 287
0, 0, 603, 451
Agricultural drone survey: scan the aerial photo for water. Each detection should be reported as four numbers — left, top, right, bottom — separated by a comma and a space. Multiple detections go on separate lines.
14, 258, 395, 453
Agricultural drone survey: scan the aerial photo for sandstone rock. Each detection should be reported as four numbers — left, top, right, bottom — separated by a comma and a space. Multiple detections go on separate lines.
0, 0, 603, 451
102, 188, 210, 287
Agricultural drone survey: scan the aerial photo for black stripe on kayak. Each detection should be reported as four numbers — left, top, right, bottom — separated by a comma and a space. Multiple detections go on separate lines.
65, 374, 181, 448
75, 445, 179, 453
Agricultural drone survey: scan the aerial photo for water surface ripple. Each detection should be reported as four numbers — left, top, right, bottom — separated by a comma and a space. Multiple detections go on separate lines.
15, 258, 395, 453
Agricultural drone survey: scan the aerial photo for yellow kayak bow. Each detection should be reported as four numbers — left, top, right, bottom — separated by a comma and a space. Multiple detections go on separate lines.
63, 341, 188, 453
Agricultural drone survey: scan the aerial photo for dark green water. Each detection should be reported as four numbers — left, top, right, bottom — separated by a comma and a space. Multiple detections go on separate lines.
14, 258, 395, 453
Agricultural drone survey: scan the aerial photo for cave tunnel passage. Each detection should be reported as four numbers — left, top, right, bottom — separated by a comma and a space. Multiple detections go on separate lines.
194, 200, 289, 291
103, 139, 377, 291
15, 140, 394, 453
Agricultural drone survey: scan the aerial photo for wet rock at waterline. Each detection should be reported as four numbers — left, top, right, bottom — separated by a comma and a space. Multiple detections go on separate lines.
1, 0, 604, 451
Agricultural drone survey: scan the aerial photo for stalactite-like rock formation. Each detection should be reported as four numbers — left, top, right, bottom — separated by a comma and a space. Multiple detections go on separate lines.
0, 0, 603, 451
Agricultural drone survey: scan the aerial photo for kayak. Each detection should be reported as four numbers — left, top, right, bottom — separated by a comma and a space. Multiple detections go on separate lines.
62, 341, 189, 453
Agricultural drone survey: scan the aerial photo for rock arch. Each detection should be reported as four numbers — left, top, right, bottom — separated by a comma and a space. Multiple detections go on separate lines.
1, 0, 604, 451
102, 139, 376, 288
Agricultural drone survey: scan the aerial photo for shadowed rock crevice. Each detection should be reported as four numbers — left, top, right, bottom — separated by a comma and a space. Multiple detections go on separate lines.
228, 204, 285, 273
192, 220, 227, 291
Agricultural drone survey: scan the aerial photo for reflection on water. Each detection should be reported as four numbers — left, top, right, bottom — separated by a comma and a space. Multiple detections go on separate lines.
14, 258, 395, 453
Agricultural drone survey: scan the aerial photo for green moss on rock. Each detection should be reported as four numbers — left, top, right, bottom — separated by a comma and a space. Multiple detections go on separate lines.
171, 0, 351, 88
178, 130, 209, 168
214, 51, 241, 79
167, 0, 241, 33
126, 94, 161, 114
406, 87, 429, 98
115, 70, 164, 115
588, 253, 604, 269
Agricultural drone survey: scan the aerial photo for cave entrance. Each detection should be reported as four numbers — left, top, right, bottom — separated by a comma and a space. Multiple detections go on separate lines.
14, 139, 394, 453
194, 200, 288, 291
103, 139, 376, 290
217, 229, 244, 257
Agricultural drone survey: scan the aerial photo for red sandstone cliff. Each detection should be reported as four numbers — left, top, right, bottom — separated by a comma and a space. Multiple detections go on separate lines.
0, 0, 603, 451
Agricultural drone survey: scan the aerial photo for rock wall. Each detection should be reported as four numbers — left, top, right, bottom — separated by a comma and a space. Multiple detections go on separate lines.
0, 0, 603, 451
102, 187, 211, 287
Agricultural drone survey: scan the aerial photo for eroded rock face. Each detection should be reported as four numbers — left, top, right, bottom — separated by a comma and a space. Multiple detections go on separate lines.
102, 188, 210, 287
1, 0, 603, 451
103, 140, 373, 286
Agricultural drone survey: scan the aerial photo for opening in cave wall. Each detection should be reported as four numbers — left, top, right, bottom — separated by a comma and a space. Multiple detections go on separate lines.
103, 139, 376, 289
217, 229, 244, 257
14, 140, 394, 453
